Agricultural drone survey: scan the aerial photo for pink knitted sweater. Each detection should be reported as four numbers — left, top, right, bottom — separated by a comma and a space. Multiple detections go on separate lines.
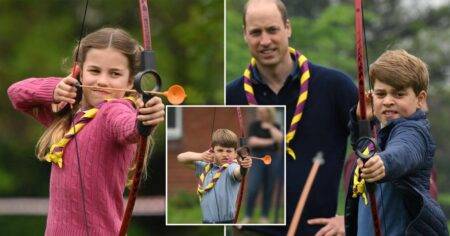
8, 77, 139, 235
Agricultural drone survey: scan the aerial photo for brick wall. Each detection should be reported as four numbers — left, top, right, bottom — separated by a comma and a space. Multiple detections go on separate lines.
167, 107, 254, 197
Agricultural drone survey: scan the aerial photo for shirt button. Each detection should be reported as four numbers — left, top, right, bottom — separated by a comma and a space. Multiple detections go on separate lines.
263, 92, 267, 96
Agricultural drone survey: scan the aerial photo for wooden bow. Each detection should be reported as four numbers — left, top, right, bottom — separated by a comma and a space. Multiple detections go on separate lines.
119, 0, 161, 235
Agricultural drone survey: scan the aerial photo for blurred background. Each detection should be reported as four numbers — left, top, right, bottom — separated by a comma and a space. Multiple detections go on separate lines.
227, 0, 450, 231
167, 106, 285, 224
0, 0, 223, 235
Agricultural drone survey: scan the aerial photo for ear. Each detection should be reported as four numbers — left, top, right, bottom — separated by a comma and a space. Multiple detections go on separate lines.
286, 19, 292, 38
127, 76, 134, 90
417, 90, 428, 111
243, 25, 248, 43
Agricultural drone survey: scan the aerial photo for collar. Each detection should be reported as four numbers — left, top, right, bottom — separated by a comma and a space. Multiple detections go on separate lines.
383, 109, 427, 129
250, 53, 301, 85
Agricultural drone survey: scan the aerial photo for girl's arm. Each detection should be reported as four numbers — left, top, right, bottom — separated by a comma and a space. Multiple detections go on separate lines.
101, 97, 165, 145
8, 77, 61, 126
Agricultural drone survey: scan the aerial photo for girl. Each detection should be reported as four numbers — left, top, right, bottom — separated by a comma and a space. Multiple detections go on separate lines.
7, 28, 165, 235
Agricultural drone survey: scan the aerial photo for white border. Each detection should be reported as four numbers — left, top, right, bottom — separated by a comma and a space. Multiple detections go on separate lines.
167, 107, 183, 140
165, 105, 287, 227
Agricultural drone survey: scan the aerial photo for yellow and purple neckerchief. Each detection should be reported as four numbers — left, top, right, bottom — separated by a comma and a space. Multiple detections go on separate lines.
44, 97, 137, 168
242, 47, 310, 160
197, 163, 230, 201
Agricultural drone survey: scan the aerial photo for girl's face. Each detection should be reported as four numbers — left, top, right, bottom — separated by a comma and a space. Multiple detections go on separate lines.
80, 48, 132, 109
373, 80, 426, 125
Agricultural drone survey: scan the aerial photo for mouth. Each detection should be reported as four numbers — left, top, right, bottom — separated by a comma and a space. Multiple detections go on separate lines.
382, 110, 398, 117
259, 48, 276, 56
91, 89, 112, 96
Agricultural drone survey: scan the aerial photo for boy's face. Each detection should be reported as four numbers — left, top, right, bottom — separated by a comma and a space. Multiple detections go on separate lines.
212, 145, 237, 165
373, 80, 426, 125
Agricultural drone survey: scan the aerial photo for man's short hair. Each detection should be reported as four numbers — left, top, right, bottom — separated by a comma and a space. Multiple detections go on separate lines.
369, 49, 429, 95
243, 0, 289, 28
211, 129, 239, 149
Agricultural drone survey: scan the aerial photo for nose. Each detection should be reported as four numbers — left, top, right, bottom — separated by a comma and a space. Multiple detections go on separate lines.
260, 32, 271, 46
96, 73, 108, 87
382, 94, 394, 106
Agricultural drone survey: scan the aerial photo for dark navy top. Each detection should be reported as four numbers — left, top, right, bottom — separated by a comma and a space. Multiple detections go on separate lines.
345, 109, 449, 236
227, 59, 358, 235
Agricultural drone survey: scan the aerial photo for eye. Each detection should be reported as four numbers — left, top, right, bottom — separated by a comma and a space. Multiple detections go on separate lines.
395, 91, 406, 98
88, 69, 100, 74
111, 71, 122, 77
249, 29, 261, 37
374, 91, 386, 98
267, 27, 279, 34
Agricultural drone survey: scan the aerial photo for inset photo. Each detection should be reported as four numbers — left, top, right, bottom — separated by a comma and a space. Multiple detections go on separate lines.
166, 106, 286, 225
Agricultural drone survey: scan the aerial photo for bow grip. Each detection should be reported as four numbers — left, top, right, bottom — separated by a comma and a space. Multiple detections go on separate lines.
134, 69, 161, 136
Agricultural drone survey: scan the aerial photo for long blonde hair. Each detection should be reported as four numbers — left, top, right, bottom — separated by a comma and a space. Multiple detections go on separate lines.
36, 28, 150, 187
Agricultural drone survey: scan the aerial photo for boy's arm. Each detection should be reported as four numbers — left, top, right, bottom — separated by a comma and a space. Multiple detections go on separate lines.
378, 124, 429, 182
177, 150, 213, 169
233, 156, 252, 181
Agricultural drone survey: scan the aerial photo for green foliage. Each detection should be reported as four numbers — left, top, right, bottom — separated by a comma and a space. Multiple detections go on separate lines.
167, 190, 202, 223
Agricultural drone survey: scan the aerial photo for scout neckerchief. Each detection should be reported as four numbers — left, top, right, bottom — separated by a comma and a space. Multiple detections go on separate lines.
242, 47, 310, 160
197, 162, 230, 200
44, 97, 137, 167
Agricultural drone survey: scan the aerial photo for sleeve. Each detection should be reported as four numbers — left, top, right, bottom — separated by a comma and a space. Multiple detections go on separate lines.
7, 77, 61, 126
227, 163, 240, 183
99, 99, 140, 145
195, 161, 207, 177
378, 123, 430, 182
332, 71, 358, 135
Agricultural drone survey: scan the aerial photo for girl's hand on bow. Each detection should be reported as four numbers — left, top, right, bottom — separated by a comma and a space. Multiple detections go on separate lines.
53, 67, 80, 105
137, 96, 165, 126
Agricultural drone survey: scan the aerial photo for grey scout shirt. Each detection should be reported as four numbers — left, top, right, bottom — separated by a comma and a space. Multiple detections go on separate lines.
195, 161, 240, 222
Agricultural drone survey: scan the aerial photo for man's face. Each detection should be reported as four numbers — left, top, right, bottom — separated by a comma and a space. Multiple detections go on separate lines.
243, 1, 291, 67
372, 80, 426, 125
212, 145, 237, 165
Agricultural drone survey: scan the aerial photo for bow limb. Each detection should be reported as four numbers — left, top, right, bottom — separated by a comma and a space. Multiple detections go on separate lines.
119, 0, 161, 235
233, 107, 247, 223
354, 0, 382, 235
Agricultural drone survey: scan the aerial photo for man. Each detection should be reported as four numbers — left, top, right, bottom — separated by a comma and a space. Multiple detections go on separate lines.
226, 0, 357, 235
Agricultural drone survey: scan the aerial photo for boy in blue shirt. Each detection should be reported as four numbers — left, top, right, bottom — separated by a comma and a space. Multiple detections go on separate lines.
177, 129, 252, 223
345, 49, 448, 235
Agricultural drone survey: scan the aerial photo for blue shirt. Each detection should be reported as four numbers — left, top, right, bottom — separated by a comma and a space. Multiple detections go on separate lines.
227, 59, 358, 235
195, 161, 240, 222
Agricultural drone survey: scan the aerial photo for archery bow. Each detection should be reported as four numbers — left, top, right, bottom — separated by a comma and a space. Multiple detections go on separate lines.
119, 0, 161, 235
354, 0, 382, 235
233, 107, 248, 223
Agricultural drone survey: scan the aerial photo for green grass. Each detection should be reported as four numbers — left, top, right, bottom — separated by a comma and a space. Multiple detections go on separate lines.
168, 190, 285, 224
